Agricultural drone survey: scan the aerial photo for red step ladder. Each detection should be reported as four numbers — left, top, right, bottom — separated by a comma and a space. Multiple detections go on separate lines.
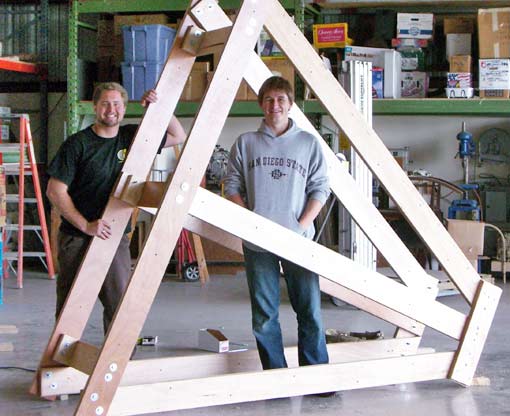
0, 113, 55, 288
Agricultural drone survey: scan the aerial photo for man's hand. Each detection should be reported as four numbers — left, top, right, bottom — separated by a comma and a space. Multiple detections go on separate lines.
141, 89, 158, 107
85, 219, 112, 240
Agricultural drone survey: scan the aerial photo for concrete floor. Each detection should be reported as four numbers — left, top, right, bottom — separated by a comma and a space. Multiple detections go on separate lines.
0, 270, 509, 415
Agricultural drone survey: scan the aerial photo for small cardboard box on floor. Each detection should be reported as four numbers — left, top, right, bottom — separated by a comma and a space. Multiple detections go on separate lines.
198, 329, 229, 353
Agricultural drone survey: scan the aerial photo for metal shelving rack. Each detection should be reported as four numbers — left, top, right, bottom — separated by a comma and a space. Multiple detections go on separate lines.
68, 0, 298, 134
309, 0, 510, 118
68, 0, 510, 132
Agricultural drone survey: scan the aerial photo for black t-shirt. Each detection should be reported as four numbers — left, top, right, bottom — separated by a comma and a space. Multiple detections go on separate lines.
47, 124, 138, 236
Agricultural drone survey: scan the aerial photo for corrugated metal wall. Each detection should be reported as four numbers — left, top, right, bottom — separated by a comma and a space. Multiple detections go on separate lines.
0, 3, 68, 82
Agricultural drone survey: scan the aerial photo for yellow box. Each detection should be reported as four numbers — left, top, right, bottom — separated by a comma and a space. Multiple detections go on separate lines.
313, 23, 352, 49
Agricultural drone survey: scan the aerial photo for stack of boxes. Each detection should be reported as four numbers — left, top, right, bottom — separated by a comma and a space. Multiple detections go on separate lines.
120, 24, 176, 100
395, 13, 433, 98
0, 107, 10, 142
444, 16, 474, 98
478, 8, 510, 98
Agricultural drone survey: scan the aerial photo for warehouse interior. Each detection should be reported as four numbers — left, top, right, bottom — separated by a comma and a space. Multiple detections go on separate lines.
1, 1, 510, 415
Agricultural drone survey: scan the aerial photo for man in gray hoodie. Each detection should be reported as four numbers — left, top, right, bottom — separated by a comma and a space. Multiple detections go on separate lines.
224, 76, 330, 371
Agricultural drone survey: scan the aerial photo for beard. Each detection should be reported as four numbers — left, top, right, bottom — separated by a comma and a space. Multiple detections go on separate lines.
96, 115, 120, 127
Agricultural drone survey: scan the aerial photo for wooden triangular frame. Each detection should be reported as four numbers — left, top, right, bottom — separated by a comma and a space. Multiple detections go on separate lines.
31, 1, 502, 414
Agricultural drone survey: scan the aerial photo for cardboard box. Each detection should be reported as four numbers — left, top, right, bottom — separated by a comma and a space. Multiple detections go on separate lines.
344, 46, 403, 98
446, 33, 471, 59
247, 58, 295, 100
479, 58, 510, 98
447, 219, 484, 261
181, 61, 210, 101
113, 14, 169, 64
198, 329, 229, 353
401, 71, 429, 98
478, 8, 510, 58
447, 72, 472, 88
312, 23, 352, 48
372, 67, 384, 98
397, 13, 434, 39
400, 48, 425, 71
449, 55, 472, 72
444, 16, 475, 34
113, 14, 169, 36
383, 50, 403, 98
446, 87, 475, 99
206, 71, 248, 100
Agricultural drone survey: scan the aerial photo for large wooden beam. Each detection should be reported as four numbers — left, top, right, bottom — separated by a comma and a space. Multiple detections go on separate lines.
73, 2, 268, 414
43, 336, 422, 396
264, 0, 481, 302
109, 352, 455, 415
184, 214, 424, 335
448, 280, 501, 386
191, 188, 465, 339
30, 4, 202, 396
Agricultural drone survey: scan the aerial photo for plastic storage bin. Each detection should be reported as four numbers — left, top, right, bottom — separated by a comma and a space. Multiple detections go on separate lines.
122, 24, 176, 63
121, 61, 165, 100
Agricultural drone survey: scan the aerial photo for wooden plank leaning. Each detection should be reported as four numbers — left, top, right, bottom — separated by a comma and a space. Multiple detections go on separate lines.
29, 0, 202, 398
72, 1, 269, 414
263, 0, 481, 303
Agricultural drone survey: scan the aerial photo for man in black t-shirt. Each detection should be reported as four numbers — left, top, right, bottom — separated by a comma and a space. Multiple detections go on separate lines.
47, 82, 186, 333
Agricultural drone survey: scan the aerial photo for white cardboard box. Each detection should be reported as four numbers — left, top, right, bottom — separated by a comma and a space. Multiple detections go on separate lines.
344, 46, 402, 98
198, 328, 229, 353
401, 71, 429, 98
397, 13, 434, 39
479, 59, 510, 90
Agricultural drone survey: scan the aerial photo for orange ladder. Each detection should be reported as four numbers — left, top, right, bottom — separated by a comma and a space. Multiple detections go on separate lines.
0, 113, 55, 288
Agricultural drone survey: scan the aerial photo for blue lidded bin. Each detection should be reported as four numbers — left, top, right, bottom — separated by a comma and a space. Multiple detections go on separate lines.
121, 61, 165, 100
122, 24, 176, 63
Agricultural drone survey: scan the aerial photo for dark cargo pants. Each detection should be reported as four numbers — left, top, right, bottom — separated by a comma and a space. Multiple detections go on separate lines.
56, 232, 131, 334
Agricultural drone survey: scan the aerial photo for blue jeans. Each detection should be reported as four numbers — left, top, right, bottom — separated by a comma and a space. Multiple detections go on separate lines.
243, 246, 329, 370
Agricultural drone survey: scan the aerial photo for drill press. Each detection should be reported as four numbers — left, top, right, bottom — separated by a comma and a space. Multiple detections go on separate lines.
447, 122, 481, 220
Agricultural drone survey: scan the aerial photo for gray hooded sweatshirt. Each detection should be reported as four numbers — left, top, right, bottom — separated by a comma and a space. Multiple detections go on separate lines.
224, 118, 330, 251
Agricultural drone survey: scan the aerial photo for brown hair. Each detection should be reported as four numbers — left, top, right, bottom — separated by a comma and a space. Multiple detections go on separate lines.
92, 82, 129, 106
257, 76, 294, 105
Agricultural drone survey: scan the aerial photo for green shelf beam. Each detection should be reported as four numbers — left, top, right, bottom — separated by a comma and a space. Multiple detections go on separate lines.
77, 99, 510, 118
77, 101, 264, 118
304, 99, 510, 117
76, 0, 295, 13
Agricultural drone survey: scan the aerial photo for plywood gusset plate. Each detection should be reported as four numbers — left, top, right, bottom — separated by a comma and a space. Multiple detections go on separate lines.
32, 0, 501, 414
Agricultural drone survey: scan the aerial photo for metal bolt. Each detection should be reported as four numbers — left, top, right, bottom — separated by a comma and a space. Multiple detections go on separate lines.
95, 406, 104, 415
104, 373, 113, 382
109, 363, 118, 372
50, 383, 57, 390
180, 182, 189, 192
176, 195, 184, 204
44, 372, 52, 378
90, 393, 99, 402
